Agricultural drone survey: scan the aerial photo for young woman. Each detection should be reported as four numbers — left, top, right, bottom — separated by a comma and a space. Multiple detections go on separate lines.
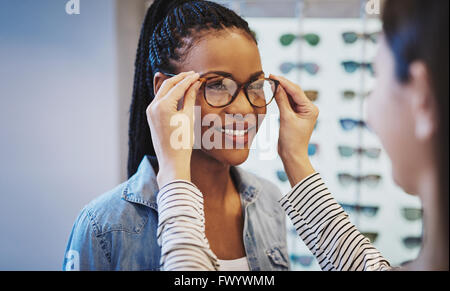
154, 0, 449, 270
63, 0, 290, 271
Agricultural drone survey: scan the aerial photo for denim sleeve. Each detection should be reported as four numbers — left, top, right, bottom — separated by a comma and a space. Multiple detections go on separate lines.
63, 207, 111, 271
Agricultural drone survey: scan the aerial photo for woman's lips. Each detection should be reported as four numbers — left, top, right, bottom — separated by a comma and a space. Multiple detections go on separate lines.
213, 125, 257, 146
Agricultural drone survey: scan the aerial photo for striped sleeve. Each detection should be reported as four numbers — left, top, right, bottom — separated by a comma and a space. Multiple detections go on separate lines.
156, 180, 219, 271
279, 173, 391, 271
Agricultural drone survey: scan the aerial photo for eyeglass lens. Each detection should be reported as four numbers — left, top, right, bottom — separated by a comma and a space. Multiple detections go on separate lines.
204, 76, 276, 108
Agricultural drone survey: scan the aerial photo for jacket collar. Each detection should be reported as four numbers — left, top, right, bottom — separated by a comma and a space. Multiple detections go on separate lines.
121, 155, 159, 210
122, 155, 263, 210
230, 166, 262, 204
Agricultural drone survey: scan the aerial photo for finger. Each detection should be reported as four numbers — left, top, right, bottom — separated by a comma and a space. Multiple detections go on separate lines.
155, 71, 195, 100
165, 73, 200, 102
274, 85, 295, 116
182, 81, 202, 114
270, 74, 311, 106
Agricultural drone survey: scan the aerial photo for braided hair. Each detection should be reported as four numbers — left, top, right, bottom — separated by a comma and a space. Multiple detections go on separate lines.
128, 0, 257, 178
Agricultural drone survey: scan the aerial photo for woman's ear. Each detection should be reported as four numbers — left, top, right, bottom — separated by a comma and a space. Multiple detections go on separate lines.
153, 72, 170, 96
408, 61, 438, 141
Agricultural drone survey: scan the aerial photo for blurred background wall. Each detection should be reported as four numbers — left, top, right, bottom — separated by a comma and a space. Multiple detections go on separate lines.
0, 0, 146, 270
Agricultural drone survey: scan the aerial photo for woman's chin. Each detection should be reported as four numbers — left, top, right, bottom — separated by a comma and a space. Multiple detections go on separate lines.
210, 148, 250, 166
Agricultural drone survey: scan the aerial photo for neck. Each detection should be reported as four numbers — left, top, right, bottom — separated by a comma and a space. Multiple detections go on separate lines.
405, 168, 449, 271
190, 150, 233, 205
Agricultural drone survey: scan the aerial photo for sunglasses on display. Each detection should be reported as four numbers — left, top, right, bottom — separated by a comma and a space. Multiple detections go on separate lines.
362, 232, 379, 243
289, 254, 315, 267
338, 146, 381, 159
276, 170, 289, 183
280, 62, 320, 75
304, 90, 319, 102
402, 236, 422, 249
342, 31, 379, 44
401, 208, 423, 222
162, 72, 279, 108
339, 118, 367, 131
280, 33, 321, 47
342, 90, 371, 100
341, 61, 375, 76
308, 143, 319, 157
340, 203, 379, 218
338, 173, 382, 187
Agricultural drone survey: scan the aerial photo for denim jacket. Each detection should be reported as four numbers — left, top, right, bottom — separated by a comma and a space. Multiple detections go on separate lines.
63, 155, 289, 271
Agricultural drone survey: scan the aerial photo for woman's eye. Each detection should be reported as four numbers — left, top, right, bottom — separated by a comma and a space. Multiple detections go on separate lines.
248, 82, 264, 90
207, 82, 227, 90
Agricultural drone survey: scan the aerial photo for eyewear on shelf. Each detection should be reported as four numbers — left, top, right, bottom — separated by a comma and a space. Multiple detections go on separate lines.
402, 236, 422, 249
340, 203, 379, 218
304, 90, 319, 102
280, 62, 320, 75
401, 208, 423, 222
362, 232, 379, 243
342, 90, 371, 100
308, 143, 319, 156
342, 31, 379, 44
289, 254, 315, 267
338, 146, 381, 159
276, 170, 289, 183
163, 72, 279, 108
341, 61, 375, 76
338, 173, 382, 187
280, 33, 321, 47
339, 118, 367, 131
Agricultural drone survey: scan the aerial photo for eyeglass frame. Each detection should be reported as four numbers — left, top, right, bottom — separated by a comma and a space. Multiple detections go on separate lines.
162, 72, 280, 109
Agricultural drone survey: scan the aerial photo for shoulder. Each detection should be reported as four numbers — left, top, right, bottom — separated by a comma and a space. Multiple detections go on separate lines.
78, 181, 155, 236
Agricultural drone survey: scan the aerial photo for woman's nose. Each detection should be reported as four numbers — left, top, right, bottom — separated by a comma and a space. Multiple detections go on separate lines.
225, 89, 254, 115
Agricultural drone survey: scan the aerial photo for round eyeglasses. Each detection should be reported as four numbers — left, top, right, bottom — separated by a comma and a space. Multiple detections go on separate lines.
163, 72, 279, 108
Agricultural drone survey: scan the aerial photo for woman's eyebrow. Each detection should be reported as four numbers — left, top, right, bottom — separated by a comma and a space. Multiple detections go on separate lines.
200, 70, 265, 81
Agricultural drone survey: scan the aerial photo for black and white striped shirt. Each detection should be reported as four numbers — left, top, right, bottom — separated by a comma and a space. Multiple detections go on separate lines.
156, 173, 391, 271
279, 173, 390, 271
157, 180, 219, 271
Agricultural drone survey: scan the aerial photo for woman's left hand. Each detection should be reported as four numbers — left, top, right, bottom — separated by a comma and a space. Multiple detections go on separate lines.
271, 74, 319, 186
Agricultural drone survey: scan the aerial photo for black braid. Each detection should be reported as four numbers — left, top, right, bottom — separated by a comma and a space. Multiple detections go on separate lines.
127, 0, 257, 178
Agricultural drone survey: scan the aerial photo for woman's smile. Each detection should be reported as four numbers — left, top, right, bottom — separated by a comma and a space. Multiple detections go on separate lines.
213, 123, 257, 146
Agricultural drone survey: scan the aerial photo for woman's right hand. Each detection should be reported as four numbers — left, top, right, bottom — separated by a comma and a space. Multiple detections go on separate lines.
271, 74, 319, 186
146, 71, 202, 188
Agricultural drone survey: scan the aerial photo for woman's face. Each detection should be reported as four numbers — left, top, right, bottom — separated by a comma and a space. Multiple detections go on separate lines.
366, 36, 432, 194
178, 29, 266, 166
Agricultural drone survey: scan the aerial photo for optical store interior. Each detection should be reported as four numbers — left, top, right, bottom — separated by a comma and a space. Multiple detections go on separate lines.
0, 0, 424, 270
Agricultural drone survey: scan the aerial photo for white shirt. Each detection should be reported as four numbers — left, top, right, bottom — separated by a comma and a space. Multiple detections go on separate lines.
218, 257, 250, 271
